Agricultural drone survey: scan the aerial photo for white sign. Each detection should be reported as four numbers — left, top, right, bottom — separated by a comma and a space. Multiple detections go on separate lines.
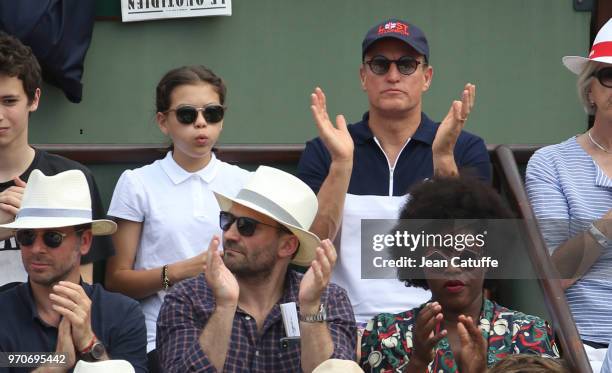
121, 0, 231, 22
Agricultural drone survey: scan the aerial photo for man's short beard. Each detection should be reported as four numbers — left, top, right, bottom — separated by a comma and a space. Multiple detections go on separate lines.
28, 241, 80, 287
223, 240, 277, 281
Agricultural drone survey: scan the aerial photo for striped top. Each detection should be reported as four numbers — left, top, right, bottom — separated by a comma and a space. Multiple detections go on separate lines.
525, 136, 612, 344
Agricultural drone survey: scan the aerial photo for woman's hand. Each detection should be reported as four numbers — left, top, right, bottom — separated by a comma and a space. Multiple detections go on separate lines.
457, 315, 487, 373
410, 302, 447, 368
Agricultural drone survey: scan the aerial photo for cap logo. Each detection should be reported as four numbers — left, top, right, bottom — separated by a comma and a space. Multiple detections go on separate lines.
378, 21, 409, 36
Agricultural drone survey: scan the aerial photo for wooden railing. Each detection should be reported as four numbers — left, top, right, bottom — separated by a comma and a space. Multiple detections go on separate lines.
34, 144, 305, 165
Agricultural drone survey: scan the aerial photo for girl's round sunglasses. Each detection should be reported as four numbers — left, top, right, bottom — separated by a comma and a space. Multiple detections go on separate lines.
165, 104, 225, 125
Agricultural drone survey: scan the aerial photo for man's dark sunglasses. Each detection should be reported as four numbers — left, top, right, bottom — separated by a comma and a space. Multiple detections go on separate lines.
364, 55, 422, 76
15, 229, 82, 249
165, 105, 225, 125
593, 67, 612, 88
219, 211, 291, 237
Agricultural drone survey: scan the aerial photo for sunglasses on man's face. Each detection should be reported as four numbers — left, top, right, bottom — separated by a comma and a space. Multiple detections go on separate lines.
364, 55, 422, 76
219, 211, 290, 237
15, 229, 80, 249
165, 105, 225, 125
594, 67, 612, 88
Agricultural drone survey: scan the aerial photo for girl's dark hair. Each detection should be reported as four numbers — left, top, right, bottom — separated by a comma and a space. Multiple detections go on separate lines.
394, 176, 515, 290
155, 65, 226, 112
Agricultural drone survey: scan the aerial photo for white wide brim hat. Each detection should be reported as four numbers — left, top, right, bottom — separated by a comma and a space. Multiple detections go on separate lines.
73, 360, 135, 373
214, 166, 321, 267
0, 169, 116, 235
563, 18, 612, 74
313, 359, 365, 373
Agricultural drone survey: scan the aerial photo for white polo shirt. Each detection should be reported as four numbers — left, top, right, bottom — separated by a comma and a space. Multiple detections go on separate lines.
108, 151, 250, 352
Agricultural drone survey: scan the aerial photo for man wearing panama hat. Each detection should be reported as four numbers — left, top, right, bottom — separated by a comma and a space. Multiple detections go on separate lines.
157, 166, 356, 373
0, 169, 147, 373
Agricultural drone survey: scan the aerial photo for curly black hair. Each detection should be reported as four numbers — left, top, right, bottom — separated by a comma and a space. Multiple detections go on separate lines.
0, 32, 41, 104
393, 176, 515, 290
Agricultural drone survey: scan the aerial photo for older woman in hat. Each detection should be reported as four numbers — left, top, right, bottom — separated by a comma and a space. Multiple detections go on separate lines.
525, 18, 612, 363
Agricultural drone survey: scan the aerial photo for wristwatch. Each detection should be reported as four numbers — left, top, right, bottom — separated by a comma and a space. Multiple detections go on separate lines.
80, 336, 106, 362
161, 264, 172, 290
299, 304, 327, 323
588, 223, 610, 248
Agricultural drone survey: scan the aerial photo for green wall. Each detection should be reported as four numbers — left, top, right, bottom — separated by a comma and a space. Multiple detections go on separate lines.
29, 0, 590, 146
29, 0, 589, 324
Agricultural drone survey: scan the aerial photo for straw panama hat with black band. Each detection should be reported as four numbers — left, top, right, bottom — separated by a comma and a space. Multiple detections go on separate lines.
0, 169, 117, 235
562, 18, 612, 74
214, 166, 321, 267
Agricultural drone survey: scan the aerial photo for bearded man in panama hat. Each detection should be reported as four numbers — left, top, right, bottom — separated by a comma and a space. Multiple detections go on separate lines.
0, 170, 147, 373
157, 166, 356, 373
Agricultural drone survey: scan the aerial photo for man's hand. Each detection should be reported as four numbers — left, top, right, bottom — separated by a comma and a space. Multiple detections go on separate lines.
298, 239, 337, 312
49, 281, 95, 353
0, 176, 26, 224
310, 87, 354, 164
56, 317, 77, 368
457, 315, 487, 373
32, 317, 76, 373
204, 236, 239, 308
432, 83, 476, 157
410, 302, 447, 368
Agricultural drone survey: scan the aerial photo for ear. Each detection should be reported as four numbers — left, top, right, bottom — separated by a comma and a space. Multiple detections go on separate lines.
422, 65, 433, 92
78, 229, 93, 256
278, 234, 299, 260
359, 64, 367, 91
156, 111, 170, 136
28, 88, 41, 112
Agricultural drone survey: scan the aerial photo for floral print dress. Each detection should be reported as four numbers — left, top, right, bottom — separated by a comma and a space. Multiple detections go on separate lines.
360, 299, 559, 372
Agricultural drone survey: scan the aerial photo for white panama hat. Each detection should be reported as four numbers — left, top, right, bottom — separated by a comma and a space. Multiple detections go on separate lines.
0, 169, 116, 235
73, 359, 135, 373
214, 166, 321, 267
563, 18, 612, 74
313, 359, 365, 373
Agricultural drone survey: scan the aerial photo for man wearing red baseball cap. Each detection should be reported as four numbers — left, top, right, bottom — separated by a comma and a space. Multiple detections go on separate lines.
298, 18, 491, 329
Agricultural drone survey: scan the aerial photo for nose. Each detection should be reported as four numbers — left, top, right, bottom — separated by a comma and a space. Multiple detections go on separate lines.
385, 61, 402, 82
28, 234, 49, 253
443, 258, 463, 275
222, 219, 241, 241
193, 110, 207, 128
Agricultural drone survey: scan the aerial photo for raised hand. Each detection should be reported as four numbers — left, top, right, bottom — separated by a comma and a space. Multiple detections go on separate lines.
33, 317, 76, 373
432, 83, 476, 156
0, 176, 26, 224
49, 281, 95, 352
55, 317, 77, 368
457, 315, 487, 373
410, 302, 447, 368
205, 236, 239, 308
310, 87, 354, 163
298, 239, 337, 311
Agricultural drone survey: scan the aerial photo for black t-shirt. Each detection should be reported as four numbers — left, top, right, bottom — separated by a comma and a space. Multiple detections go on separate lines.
0, 149, 114, 265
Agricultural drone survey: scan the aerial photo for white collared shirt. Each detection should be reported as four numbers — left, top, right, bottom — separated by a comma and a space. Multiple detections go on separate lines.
108, 151, 250, 351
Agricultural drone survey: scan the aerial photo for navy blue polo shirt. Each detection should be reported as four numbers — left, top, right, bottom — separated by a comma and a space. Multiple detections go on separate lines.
298, 111, 491, 195
0, 281, 147, 373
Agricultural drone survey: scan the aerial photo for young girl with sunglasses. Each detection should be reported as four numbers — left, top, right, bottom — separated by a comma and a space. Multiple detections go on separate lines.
104, 66, 250, 360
